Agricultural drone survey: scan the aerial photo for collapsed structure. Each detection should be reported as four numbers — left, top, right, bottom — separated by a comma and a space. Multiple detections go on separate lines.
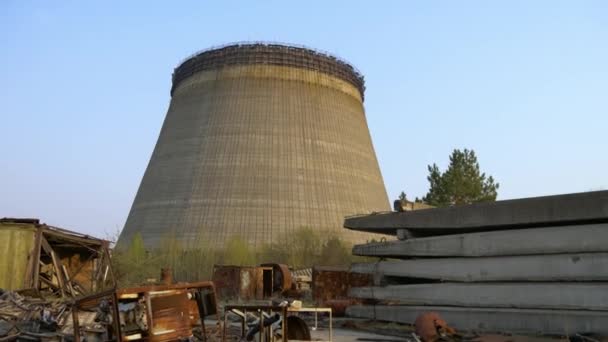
118, 43, 390, 250
0, 218, 115, 296
343, 190, 608, 334
0, 218, 116, 340
0, 219, 222, 341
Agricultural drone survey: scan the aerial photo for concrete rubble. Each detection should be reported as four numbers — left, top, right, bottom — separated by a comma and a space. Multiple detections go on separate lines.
344, 190, 608, 335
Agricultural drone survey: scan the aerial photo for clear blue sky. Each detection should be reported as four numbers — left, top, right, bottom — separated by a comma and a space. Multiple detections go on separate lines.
2, 1, 607, 237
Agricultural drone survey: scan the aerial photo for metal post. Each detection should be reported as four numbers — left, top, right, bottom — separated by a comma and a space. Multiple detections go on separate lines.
329, 310, 332, 342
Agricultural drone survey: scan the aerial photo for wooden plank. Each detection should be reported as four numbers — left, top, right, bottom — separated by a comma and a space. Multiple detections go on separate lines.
23, 227, 41, 288
351, 253, 608, 282
353, 223, 608, 257
39, 274, 60, 290
0, 225, 37, 290
40, 236, 66, 297
346, 305, 608, 334
350, 283, 608, 310
31, 228, 42, 289
344, 190, 608, 236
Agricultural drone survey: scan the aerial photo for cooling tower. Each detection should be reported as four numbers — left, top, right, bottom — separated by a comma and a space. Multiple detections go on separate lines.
118, 43, 390, 249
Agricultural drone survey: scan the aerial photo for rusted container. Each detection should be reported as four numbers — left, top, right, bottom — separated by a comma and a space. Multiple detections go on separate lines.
212, 265, 274, 300
260, 263, 292, 293
312, 266, 373, 305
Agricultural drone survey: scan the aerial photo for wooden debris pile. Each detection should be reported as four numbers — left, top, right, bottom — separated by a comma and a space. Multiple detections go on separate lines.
0, 218, 115, 298
0, 218, 117, 341
0, 289, 107, 341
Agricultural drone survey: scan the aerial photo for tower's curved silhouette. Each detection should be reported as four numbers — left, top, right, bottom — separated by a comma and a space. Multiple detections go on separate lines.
119, 43, 389, 249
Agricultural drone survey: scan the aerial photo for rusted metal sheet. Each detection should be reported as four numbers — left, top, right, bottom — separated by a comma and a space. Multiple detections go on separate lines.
212, 265, 241, 299
240, 267, 258, 300
212, 265, 274, 300
115, 281, 219, 341
312, 266, 373, 305
149, 290, 192, 341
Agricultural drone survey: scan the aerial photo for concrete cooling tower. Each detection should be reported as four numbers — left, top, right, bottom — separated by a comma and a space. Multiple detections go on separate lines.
118, 43, 389, 249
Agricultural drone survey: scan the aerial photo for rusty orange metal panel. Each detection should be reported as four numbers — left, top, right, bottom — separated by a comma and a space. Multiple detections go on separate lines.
312, 266, 373, 305
213, 265, 268, 301
212, 265, 242, 299
116, 281, 218, 341
149, 290, 192, 341
238, 267, 257, 300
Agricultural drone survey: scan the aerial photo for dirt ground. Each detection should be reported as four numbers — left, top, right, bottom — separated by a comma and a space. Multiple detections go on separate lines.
311, 326, 405, 342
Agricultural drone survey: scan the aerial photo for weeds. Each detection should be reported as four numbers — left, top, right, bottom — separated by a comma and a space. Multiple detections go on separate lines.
112, 227, 369, 286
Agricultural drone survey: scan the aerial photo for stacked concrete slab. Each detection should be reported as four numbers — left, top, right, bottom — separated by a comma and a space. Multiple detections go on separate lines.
344, 191, 608, 335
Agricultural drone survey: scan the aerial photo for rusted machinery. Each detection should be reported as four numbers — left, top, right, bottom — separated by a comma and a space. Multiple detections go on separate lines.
212, 264, 292, 301
222, 303, 332, 342
72, 281, 219, 342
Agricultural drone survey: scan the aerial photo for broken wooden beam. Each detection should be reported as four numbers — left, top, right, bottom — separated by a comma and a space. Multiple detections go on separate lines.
344, 190, 608, 236
40, 236, 66, 297
352, 223, 608, 257
345, 305, 608, 334
350, 253, 608, 282
349, 283, 608, 310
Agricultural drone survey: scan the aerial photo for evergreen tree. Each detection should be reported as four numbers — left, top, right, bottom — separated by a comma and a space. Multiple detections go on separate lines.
423, 149, 499, 207
398, 191, 407, 201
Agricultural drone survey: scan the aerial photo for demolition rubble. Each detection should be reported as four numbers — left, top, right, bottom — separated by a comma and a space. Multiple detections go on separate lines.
2, 190, 608, 341
0, 218, 116, 340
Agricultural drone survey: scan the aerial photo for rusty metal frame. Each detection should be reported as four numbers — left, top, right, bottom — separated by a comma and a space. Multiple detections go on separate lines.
223, 305, 288, 342
117, 281, 220, 342
72, 288, 121, 342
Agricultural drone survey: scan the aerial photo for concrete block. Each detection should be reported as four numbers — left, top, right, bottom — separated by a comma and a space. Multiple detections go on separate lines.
344, 190, 608, 236
350, 253, 608, 282
349, 283, 608, 310
346, 305, 608, 334
353, 223, 608, 257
